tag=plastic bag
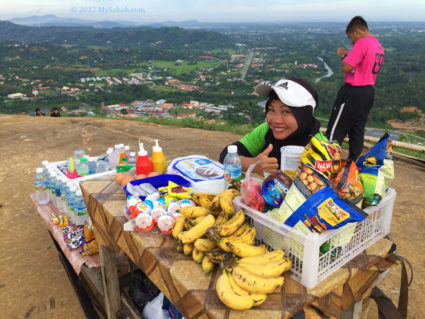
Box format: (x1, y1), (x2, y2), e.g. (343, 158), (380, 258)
(356, 133), (394, 207)
(241, 161), (266, 212)
(143, 293), (170, 319)
(332, 160), (363, 207)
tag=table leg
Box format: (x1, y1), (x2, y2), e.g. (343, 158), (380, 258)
(99, 244), (121, 319)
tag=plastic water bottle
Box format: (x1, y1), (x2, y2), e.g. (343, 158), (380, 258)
(96, 159), (109, 173)
(65, 181), (74, 211)
(109, 145), (120, 170)
(68, 186), (78, 215)
(59, 177), (69, 215)
(73, 190), (88, 225)
(128, 152), (137, 165)
(41, 161), (51, 202)
(49, 171), (58, 205)
(77, 157), (89, 176)
(54, 175), (64, 212)
(223, 145), (242, 187)
(87, 157), (97, 175)
(35, 168), (49, 204)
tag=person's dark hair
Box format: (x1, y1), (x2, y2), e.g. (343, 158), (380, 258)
(35, 108), (41, 112)
(346, 16), (368, 34)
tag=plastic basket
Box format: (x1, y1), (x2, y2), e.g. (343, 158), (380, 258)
(233, 188), (396, 288)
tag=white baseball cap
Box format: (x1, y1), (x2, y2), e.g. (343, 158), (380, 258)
(255, 78), (318, 110)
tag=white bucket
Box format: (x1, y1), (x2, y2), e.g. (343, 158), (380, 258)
(280, 145), (304, 179)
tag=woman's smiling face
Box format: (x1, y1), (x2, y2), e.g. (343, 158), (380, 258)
(266, 99), (298, 140)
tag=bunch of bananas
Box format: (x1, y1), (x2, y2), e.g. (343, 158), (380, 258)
(215, 250), (291, 310)
(172, 190), (292, 309)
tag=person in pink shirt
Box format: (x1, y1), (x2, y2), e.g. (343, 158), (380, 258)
(326, 16), (384, 160)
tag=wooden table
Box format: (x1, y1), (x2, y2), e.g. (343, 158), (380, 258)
(81, 176), (397, 319)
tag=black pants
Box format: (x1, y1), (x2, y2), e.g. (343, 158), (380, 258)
(326, 84), (374, 161)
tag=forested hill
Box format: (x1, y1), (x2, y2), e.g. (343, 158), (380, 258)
(0, 21), (234, 49)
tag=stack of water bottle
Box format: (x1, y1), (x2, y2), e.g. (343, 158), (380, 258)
(34, 161), (88, 226)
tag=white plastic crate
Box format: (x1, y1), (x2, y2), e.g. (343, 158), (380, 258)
(48, 157), (116, 185)
(233, 188), (396, 288)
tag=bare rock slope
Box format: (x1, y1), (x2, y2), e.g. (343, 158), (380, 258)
(0, 115), (423, 318)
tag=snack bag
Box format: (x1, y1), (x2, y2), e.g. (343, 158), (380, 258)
(356, 133), (394, 207)
(81, 239), (99, 256)
(83, 223), (96, 242)
(261, 170), (293, 207)
(332, 160), (363, 207)
(300, 132), (342, 178)
(264, 164), (367, 250)
(241, 161), (266, 212)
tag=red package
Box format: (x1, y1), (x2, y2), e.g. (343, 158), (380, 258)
(241, 162), (266, 212)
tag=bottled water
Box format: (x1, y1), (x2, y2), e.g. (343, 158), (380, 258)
(73, 190), (88, 225)
(34, 168), (49, 204)
(59, 177), (69, 215)
(96, 160), (109, 173)
(109, 145), (120, 170)
(41, 161), (51, 202)
(77, 157), (89, 176)
(68, 186), (78, 215)
(54, 175), (64, 212)
(223, 145), (242, 187)
(65, 182), (74, 211)
(128, 152), (137, 165)
(49, 171), (58, 206)
(87, 157), (97, 175)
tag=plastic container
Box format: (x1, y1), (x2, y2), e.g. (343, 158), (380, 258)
(152, 140), (167, 173)
(87, 157), (97, 175)
(167, 155), (225, 194)
(128, 152), (137, 165)
(77, 157), (89, 176)
(73, 190), (88, 225)
(233, 188), (396, 288)
(223, 145), (242, 186)
(34, 168), (49, 204)
(280, 145), (304, 180)
(123, 174), (191, 200)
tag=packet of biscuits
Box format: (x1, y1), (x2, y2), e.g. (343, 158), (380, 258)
(332, 160), (363, 207)
(300, 132), (342, 178)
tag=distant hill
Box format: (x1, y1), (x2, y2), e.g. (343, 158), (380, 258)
(0, 21), (234, 49)
(9, 14), (139, 28)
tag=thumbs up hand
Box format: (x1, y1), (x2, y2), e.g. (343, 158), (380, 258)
(254, 144), (279, 175)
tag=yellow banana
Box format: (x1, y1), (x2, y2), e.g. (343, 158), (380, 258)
(214, 211), (229, 226)
(219, 189), (240, 215)
(194, 238), (217, 252)
(215, 209), (245, 237)
(227, 223), (250, 239)
(238, 250), (285, 265)
(238, 257), (291, 278)
(179, 206), (211, 218)
(183, 242), (194, 256)
(172, 216), (185, 239)
(178, 214), (215, 244)
(192, 248), (205, 263)
(201, 256), (215, 274)
(191, 193), (215, 209)
(175, 240), (183, 253)
(191, 215), (206, 226)
(216, 270), (255, 310)
(227, 271), (267, 307)
(232, 266), (284, 294)
(205, 248), (234, 264)
(210, 194), (222, 212)
(184, 218), (193, 230)
(233, 225), (256, 245)
(226, 242), (268, 258)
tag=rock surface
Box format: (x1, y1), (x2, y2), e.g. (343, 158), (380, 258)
(0, 114), (423, 318)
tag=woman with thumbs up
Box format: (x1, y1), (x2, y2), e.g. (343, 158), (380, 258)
(219, 77), (320, 176)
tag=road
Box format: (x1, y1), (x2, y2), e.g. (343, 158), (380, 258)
(240, 50), (254, 83)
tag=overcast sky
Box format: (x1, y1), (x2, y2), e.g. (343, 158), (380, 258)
(0, 0), (424, 23)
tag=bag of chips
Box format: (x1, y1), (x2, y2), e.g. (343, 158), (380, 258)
(300, 132), (342, 178)
(356, 133), (394, 207)
(332, 160), (363, 207)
